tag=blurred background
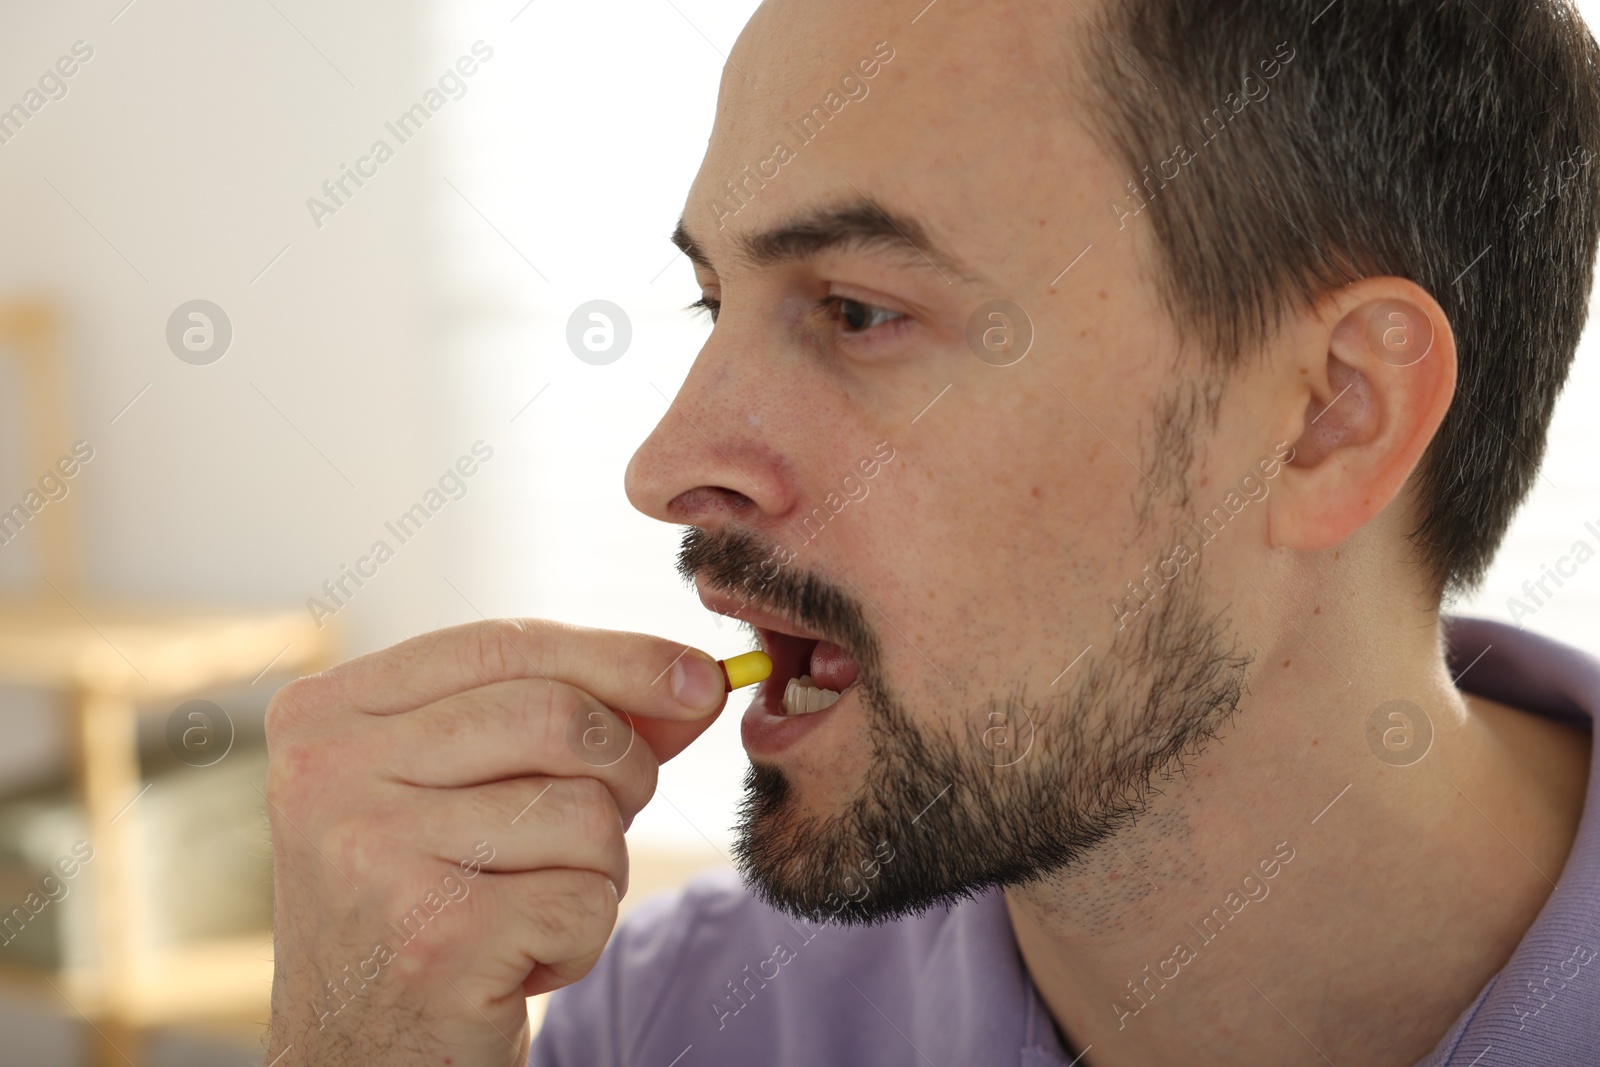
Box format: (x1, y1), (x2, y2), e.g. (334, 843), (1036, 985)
(0, 0), (1596, 1063)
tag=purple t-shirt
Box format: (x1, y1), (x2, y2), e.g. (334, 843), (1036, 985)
(531, 618), (1600, 1066)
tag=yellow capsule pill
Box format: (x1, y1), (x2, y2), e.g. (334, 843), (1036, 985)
(719, 650), (773, 691)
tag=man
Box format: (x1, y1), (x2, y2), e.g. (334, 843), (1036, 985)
(262, 0), (1600, 1063)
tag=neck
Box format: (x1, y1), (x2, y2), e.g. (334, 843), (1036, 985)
(1005, 610), (1589, 1067)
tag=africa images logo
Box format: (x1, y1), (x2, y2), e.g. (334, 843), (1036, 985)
(305, 41), (494, 230)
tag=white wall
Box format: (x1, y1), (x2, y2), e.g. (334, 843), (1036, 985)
(0, 0), (446, 621)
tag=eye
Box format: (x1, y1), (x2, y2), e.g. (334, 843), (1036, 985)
(823, 296), (906, 335)
(688, 295), (720, 323)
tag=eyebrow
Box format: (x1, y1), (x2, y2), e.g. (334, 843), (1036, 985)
(671, 198), (976, 284)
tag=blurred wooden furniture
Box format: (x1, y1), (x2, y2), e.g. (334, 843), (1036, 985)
(0, 300), (339, 1066)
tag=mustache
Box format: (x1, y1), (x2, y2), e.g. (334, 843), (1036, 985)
(676, 527), (882, 675)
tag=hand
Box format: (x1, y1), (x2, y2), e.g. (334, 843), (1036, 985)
(260, 619), (728, 1066)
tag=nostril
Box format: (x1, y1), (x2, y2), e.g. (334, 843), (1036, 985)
(667, 485), (758, 524)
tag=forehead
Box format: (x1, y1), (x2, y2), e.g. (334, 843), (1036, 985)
(681, 0), (1116, 279)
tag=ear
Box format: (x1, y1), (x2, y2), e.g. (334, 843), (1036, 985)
(1267, 277), (1457, 553)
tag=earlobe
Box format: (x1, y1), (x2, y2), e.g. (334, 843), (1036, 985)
(1268, 281), (1457, 554)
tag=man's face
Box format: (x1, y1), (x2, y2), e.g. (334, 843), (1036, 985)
(627, 0), (1280, 921)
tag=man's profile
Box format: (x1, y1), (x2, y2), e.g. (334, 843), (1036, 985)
(262, 0), (1600, 1064)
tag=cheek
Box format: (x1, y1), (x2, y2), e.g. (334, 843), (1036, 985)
(849, 387), (1153, 707)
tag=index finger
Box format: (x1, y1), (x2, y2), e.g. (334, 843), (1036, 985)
(308, 618), (730, 722)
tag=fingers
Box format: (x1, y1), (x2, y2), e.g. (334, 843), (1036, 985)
(406, 776), (631, 897)
(379, 669), (724, 792)
(466, 868), (620, 998)
(370, 867), (620, 1016)
(262, 617), (700, 1059)
(381, 679), (661, 814)
(509, 869), (619, 992)
(297, 618), (728, 722)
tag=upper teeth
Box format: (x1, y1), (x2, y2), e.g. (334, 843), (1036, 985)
(782, 675), (842, 716)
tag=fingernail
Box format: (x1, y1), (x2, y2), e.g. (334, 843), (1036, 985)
(671, 654), (725, 712)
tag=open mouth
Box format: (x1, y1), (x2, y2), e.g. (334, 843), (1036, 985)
(697, 584), (861, 718)
(756, 626), (861, 716)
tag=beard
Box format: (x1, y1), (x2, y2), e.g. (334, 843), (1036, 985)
(678, 525), (1252, 927)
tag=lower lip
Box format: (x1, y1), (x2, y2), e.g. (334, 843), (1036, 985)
(739, 678), (852, 757)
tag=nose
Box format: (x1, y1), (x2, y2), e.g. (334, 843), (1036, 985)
(624, 335), (796, 530)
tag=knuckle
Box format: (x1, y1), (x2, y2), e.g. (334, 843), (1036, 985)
(322, 810), (392, 885)
(606, 638), (645, 681)
(264, 743), (385, 875)
(559, 777), (620, 844)
(548, 947), (606, 989)
(617, 748), (659, 819)
(461, 618), (537, 681)
(264, 730), (381, 858)
(608, 836), (632, 899)
(263, 675), (322, 742)
(615, 635), (665, 688)
(536, 677), (586, 727)
(264, 736), (323, 815)
(575, 870), (620, 929)
(532, 870), (617, 944)
(526, 680), (577, 755)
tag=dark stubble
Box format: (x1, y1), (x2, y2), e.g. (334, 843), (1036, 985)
(678, 525), (1252, 926)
